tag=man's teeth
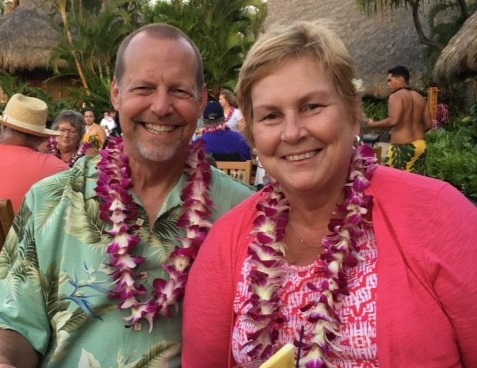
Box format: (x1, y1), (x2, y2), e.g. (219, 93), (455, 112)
(144, 123), (175, 133)
(285, 151), (317, 161)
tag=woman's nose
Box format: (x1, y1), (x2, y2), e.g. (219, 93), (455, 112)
(281, 113), (305, 143)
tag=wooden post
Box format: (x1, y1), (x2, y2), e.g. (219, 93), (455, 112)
(428, 87), (439, 121)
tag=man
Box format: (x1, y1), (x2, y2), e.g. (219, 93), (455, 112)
(194, 101), (251, 161)
(0, 24), (254, 367)
(0, 93), (69, 213)
(99, 109), (118, 137)
(368, 66), (432, 174)
(83, 109), (107, 150)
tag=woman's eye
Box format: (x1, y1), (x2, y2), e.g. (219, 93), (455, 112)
(256, 112), (279, 123)
(303, 103), (321, 112)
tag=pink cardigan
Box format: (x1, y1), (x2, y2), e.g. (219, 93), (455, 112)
(183, 166), (477, 367)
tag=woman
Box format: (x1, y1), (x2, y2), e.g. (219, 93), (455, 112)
(48, 110), (94, 167)
(83, 109), (107, 150)
(183, 21), (477, 367)
(219, 88), (244, 131)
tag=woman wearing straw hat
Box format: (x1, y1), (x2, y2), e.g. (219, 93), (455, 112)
(0, 93), (69, 212)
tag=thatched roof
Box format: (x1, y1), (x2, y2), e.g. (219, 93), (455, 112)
(0, 6), (61, 73)
(434, 11), (477, 82)
(264, 0), (432, 97)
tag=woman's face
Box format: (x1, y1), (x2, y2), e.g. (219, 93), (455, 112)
(56, 122), (81, 152)
(251, 56), (359, 197)
(218, 93), (229, 109)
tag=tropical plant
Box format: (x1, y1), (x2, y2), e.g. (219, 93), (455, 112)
(49, 0), (146, 111)
(0, 73), (29, 100)
(426, 104), (477, 201)
(355, 0), (476, 52)
(143, 0), (267, 96)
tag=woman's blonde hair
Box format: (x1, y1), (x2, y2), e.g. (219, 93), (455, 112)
(236, 20), (361, 145)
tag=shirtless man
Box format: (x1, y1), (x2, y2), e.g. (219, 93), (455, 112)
(368, 66), (432, 174)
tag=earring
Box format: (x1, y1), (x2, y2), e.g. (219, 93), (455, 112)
(353, 135), (361, 149)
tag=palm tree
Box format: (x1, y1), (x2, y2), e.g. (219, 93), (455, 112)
(49, 0), (145, 110)
(355, 0), (476, 51)
(143, 0), (267, 97)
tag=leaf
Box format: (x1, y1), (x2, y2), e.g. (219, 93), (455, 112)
(126, 341), (180, 368)
(78, 349), (102, 368)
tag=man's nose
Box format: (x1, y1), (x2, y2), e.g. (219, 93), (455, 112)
(150, 89), (173, 115)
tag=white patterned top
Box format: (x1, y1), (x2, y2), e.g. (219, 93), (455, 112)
(232, 228), (379, 367)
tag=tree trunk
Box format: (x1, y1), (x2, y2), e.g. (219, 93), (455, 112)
(57, 1), (91, 95)
(410, 0), (443, 50)
(455, 0), (470, 19)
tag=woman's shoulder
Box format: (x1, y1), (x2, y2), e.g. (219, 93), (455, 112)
(370, 166), (474, 215)
(371, 166), (450, 195)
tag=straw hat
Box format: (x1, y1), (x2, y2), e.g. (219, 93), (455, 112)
(0, 93), (59, 137)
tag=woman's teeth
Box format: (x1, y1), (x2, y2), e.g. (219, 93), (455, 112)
(285, 150), (318, 161)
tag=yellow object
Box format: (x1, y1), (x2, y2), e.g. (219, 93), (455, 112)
(260, 344), (295, 368)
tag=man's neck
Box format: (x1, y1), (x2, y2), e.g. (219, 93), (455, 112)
(392, 86), (411, 94)
(0, 137), (37, 150)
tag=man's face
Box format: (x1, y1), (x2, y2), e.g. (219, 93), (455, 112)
(111, 33), (207, 164)
(386, 73), (402, 93)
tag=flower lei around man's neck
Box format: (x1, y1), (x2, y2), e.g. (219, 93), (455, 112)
(47, 137), (92, 167)
(201, 123), (230, 135)
(243, 144), (377, 366)
(95, 137), (213, 331)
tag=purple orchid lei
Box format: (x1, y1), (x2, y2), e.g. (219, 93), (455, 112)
(95, 137), (213, 331)
(243, 144), (377, 366)
(47, 136), (93, 167)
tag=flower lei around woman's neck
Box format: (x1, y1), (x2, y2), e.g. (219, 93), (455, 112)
(243, 144), (377, 366)
(95, 137), (213, 331)
(47, 137), (93, 167)
(224, 106), (235, 123)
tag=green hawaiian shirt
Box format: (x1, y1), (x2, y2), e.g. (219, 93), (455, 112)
(0, 155), (254, 367)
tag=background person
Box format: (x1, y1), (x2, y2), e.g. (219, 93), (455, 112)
(194, 101), (251, 161)
(47, 109), (94, 167)
(183, 20), (477, 368)
(99, 108), (118, 136)
(0, 23), (254, 368)
(0, 93), (69, 213)
(367, 66), (432, 174)
(219, 88), (244, 131)
(82, 109), (107, 150)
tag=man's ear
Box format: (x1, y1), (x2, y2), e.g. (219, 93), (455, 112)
(198, 86), (208, 115)
(110, 78), (120, 111)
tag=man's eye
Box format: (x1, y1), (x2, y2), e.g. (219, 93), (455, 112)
(170, 88), (193, 99)
(133, 86), (152, 93)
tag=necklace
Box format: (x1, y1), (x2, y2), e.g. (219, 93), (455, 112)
(288, 221), (327, 248)
(200, 123), (230, 135)
(95, 137), (213, 331)
(224, 106), (235, 122)
(47, 137), (92, 167)
(242, 144), (377, 366)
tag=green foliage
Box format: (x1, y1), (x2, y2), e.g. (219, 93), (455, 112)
(0, 73), (77, 120)
(49, 0), (146, 113)
(362, 95), (387, 120)
(143, 0), (267, 95)
(426, 106), (477, 201)
(0, 73), (29, 98)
